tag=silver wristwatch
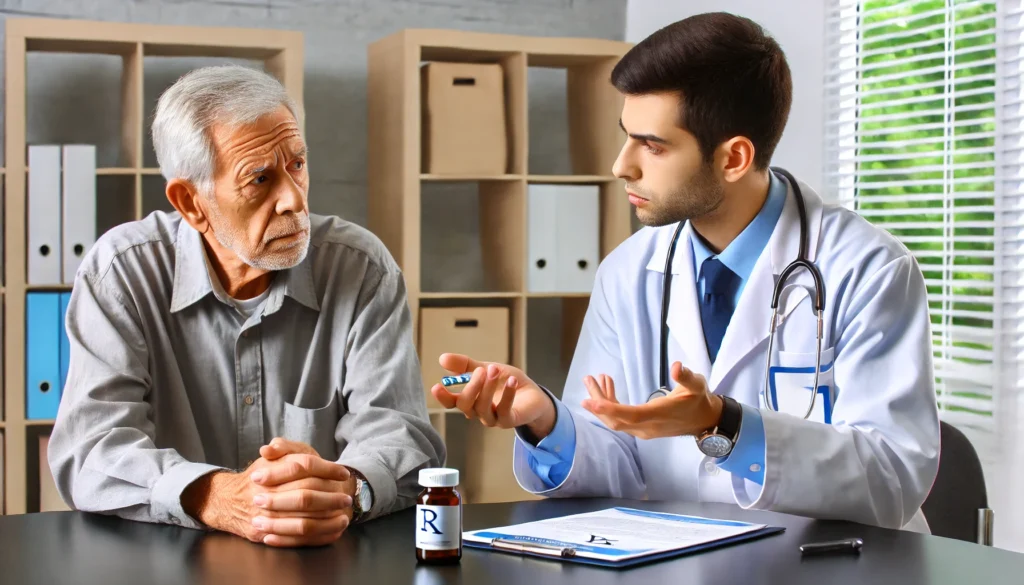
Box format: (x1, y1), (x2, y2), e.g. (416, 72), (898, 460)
(695, 395), (743, 458)
(352, 475), (374, 521)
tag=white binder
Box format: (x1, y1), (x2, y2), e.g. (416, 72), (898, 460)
(527, 184), (600, 293)
(28, 145), (62, 285)
(527, 185), (559, 292)
(555, 186), (600, 293)
(61, 145), (97, 283)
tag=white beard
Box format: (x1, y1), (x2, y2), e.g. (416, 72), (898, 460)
(204, 197), (311, 271)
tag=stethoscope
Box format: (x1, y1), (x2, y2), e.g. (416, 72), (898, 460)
(648, 167), (826, 420)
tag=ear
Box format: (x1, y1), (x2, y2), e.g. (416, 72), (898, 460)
(715, 137), (756, 184)
(166, 178), (210, 233)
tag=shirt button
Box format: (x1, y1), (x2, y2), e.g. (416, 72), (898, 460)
(749, 463), (762, 473)
(241, 330), (250, 338)
(704, 461), (719, 475)
(244, 395), (255, 406)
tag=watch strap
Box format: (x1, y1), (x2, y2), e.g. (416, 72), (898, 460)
(714, 395), (742, 442)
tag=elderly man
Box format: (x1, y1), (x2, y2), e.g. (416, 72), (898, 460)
(48, 65), (445, 548)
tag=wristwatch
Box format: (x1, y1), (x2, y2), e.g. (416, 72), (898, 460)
(352, 472), (374, 522)
(695, 395), (743, 458)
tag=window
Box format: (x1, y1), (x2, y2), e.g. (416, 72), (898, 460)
(824, 0), (1009, 432)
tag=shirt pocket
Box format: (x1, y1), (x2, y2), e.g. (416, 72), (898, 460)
(283, 390), (342, 461)
(765, 347), (836, 424)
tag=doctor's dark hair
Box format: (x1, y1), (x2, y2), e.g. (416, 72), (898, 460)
(611, 12), (792, 170)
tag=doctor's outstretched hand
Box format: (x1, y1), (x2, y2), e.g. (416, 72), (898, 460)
(430, 353), (559, 442)
(582, 361), (724, 440)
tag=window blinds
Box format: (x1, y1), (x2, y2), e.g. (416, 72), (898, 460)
(825, 0), (1002, 431)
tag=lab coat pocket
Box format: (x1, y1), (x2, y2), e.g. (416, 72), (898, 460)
(283, 390), (342, 461)
(765, 347), (835, 424)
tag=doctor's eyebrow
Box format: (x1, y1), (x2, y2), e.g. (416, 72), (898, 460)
(619, 118), (671, 145)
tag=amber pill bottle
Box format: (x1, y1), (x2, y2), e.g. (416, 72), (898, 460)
(415, 468), (462, 564)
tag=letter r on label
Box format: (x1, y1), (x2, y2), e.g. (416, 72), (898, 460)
(420, 509), (442, 535)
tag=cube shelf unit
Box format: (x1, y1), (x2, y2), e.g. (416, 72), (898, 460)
(368, 29), (633, 503)
(2, 18), (303, 515)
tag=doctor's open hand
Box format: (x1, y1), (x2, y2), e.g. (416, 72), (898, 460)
(582, 361), (724, 440)
(430, 353), (559, 442)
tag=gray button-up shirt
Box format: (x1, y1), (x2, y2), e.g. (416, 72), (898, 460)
(48, 212), (445, 528)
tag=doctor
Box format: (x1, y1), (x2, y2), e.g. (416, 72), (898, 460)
(431, 12), (940, 530)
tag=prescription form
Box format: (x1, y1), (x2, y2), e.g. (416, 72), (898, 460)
(464, 507), (767, 563)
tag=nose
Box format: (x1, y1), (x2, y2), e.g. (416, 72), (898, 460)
(275, 173), (307, 216)
(612, 142), (639, 182)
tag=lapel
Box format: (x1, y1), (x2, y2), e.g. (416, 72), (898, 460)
(645, 222), (712, 381)
(708, 176), (826, 391)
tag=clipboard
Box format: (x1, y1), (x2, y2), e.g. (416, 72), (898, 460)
(463, 507), (785, 568)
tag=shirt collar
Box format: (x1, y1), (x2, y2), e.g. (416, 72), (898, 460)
(170, 220), (320, 314)
(266, 249), (320, 314)
(170, 222), (216, 312)
(690, 171), (787, 283)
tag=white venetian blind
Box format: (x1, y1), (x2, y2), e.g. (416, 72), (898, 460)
(825, 0), (1003, 431)
(999, 0), (1024, 423)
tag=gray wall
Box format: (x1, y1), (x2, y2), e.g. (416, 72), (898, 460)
(626, 0), (825, 198)
(0, 0), (628, 391)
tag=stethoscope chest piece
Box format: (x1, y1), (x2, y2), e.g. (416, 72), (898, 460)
(647, 387), (670, 401)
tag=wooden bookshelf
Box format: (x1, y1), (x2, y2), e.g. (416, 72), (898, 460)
(24, 420), (56, 427)
(420, 173), (523, 181)
(368, 29), (632, 504)
(526, 174), (617, 183)
(2, 17), (303, 515)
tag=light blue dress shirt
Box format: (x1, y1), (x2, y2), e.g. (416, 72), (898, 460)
(517, 173), (787, 489)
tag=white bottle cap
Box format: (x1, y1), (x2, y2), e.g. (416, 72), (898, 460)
(419, 468), (459, 488)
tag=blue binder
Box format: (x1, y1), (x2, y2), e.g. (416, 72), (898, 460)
(27, 293), (61, 419)
(59, 292), (71, 390)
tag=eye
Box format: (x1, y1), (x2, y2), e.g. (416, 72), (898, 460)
(251, 175), (268, 185)
(644, 142), (663, 155)
(291, 160), (305, 171)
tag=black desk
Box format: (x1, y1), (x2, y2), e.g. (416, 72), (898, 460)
(1, 498), (1020, 584)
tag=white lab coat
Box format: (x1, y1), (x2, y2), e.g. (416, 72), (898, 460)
(513, 178), (940, 531)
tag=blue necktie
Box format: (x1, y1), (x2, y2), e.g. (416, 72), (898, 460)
(700, 258), (739, 364)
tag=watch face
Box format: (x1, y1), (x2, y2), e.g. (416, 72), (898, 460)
(357, 481), (373, 511)
(699, 435), (733, 458)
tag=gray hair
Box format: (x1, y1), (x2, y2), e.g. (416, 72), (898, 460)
(152, 64), (300, 195)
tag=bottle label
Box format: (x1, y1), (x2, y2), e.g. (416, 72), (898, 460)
(415, 504), (461, 551)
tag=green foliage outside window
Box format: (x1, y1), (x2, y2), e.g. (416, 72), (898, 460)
(856, 0), (996, 417)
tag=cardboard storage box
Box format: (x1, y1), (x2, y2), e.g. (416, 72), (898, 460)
(419, 307), (510, 409)
(421, 62), (507, 175)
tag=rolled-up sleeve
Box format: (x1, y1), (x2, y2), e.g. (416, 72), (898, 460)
(48, 275), (225, 529)
(337, 266), (446, 521)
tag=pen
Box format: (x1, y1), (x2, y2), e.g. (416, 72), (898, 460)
(490, 538), (577, 558)
(799, 538), (863, 556)
(441, 373), (473, 387)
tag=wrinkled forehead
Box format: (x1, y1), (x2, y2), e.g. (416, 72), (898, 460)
(209, 107), (306, 166)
